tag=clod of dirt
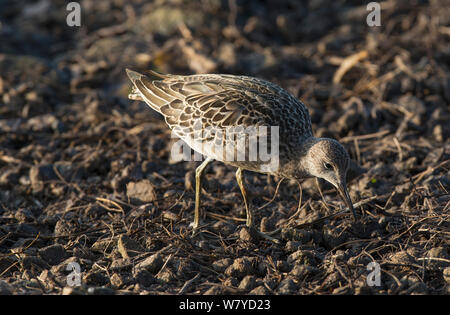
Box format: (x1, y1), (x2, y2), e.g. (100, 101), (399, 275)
(239, 226), (255, 242)
(91, 238), (115, 253)
(174, 259), (198, 280)
(276, 260), (291, 273)
(21, 256), (49, 272)
(53, 219), (75, 238)
(126, 179), (157, 204)
(38, 244), (67, 266)
(156, 268), (176, 284)
(83, 271), (109, 286)
(238, 275), (257, 291)
(225, 257), (254, 279)
(249, 285), (270, 295)
(204, 285), (223, 295)
(110, 273), (128, 288)
(212, 258), (233, 273)
(37, 269), (57, 291)
(291, 265), (320, 281)
(14, 208), (36, 222)
(388, 250), (418, 265)
(134, 253), (164, 274)
(277, 278), (297, 294)
(117, 235), (144, 259)
(110, 258), (131, 271)
(133, 269), (155, 287)
(284, 241), (302, 253)
(287, 250), (321, 267)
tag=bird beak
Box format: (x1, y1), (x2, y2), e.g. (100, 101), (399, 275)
(336, 182), (357, 220)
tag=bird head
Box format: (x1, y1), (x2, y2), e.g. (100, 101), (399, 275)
(302, 138), (356, 219)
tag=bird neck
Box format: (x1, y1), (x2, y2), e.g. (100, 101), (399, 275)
(278, 137), (319, 179)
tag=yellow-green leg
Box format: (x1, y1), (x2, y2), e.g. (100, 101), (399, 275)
(192, 157), (212, 231)
(236, 168), (252, 227)
(235, 168), (279, 244)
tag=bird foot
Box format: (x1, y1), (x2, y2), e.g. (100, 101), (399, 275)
(189, 228), (208, 243)
(189, 221), (205, 239)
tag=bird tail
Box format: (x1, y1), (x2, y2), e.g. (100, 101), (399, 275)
(128, 85), (143, 101)
(125, 68), (177, 114)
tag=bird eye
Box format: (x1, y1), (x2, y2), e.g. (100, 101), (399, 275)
(324, 162), (332, 170)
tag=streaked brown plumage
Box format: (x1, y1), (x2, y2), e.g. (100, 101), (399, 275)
(126, 69), (356, 242)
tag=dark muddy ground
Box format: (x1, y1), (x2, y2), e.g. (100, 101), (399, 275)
(0, 0), (449, 295)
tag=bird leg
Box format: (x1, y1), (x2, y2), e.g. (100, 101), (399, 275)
(236, 168), (252, 227)
(192, 157), (212, 231)
(235, 168), (279, 243)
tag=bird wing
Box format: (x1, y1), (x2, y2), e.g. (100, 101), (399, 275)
(126, 69), (312, 159)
